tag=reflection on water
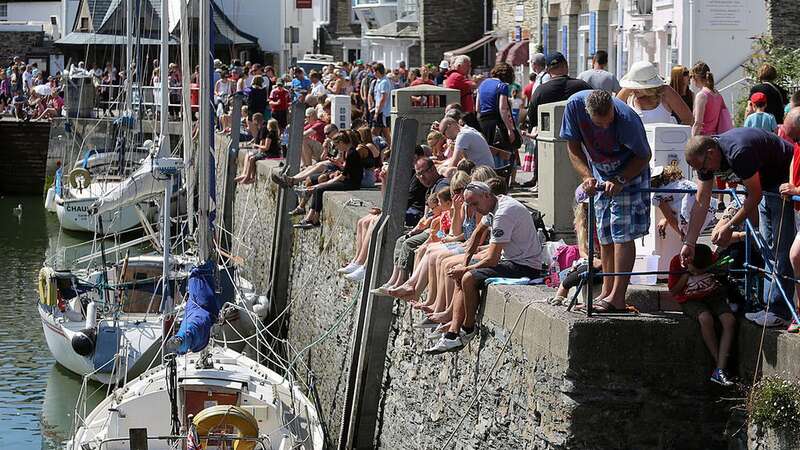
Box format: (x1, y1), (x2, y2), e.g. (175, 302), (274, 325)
(0, 196), (107, 449)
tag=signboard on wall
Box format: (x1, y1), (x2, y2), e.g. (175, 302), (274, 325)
(588, 11), (597, 56)
(697, 0), (747, 31)
(562, 25), (568, 57)
(514, 26), (522, 42)
(297, 0), (312, 9)
(514, 5), (524, 22)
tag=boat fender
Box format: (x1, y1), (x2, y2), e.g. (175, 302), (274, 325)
(44, 187), (55, 211)
(84, 302), (97, 329)
(193, 405), (260, 450)
(38, 267), (58, 307)
(68, 168), (92, 189)
(71, 327), (96, 357)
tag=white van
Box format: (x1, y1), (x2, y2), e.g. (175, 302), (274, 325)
(296, 54), (335, 75)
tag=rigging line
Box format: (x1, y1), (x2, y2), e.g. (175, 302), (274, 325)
(283, 290), (360, 380)
(439, 299), (534, 450)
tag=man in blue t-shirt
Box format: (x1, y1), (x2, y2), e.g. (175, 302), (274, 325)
(560, 89), (652, 313)
(372, 63), (393, 146)
(291, 68), (311, 103)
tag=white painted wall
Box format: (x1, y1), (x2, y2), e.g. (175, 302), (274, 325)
(2, 1), (64, 35)
(214, 0), (314, 71)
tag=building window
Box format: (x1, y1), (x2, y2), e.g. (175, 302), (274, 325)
(80, 17), (89, 31)
(0, 3), (8, 20)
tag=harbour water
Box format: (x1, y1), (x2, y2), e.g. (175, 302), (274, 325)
(0, 196), (103, 449)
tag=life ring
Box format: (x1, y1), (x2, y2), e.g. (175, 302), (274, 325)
(193, 405), (260, 450)
(68, 168), (92, 189)
(38, 267), (58, 307)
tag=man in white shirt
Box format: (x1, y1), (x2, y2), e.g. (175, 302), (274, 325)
(309, 71), (327, 98)
(439, 117), (494, 171)
(427, 181), (543, 354)
(22, 65), (34, 94)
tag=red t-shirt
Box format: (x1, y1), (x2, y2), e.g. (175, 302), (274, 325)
(523, 81), (535, 102)
(410, 78), (434, 86)
(269, 88), (290, 111)
(790, 142), (800, 211)
(667, 255), (721, 303)
(304, 120), (325, 143)
(444, 71), (475, 113)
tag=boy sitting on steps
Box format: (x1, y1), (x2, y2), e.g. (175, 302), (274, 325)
(667, 244), (736, 387)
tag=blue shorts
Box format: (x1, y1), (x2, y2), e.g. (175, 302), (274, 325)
(445, 242), (465, 254)
(594, 176), (651, 245)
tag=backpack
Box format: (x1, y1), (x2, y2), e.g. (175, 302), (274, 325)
(530, 208), (554, 242)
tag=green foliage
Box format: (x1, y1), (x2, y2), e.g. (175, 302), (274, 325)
(748, 376), (800, 435)
(734, 36), (800, 125)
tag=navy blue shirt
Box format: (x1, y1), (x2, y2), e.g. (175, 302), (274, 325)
(477, 78), (509, 116)
(698, 127), (793, 191)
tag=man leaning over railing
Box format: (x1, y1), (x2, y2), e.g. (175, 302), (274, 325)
(682, 128), (796, 328)
(561, 89), (652, 314)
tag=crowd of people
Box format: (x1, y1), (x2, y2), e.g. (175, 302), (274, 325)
(9, 48), (800, 386)
(230, 49), (800, 387)
(0, 56), (64, 121)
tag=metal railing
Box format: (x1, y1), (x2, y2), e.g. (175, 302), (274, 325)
(571, 186), (800, 324)
(96, 433), (271, 449)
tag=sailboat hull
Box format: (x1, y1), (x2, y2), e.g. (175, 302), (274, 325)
(38, 303), (163, 385)
(55, 197), (143, 234)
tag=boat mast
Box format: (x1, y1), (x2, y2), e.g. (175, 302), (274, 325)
(158, 0), (170, 157)
(197, 0), (212, 261)
(125, 0), (133, 114)
(159, 0), (174, 315)
(179, 0), (195, 234)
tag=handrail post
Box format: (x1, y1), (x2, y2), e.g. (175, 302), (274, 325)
(587, 192), (595, 317)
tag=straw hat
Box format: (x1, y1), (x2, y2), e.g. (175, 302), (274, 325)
(620, 61), (665, 89)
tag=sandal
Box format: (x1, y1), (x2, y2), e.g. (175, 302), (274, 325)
(289, 206), (306, 216)
(547, 296), (566, 306)
(592, 299), (631, 314)
(293, 219), (318, 229)
(271, 171), (292, 188)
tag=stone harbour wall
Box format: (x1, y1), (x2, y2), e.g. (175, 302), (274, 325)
(225, 155), (800, 449)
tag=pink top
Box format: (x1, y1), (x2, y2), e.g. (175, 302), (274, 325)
(698, 89), (724, 135)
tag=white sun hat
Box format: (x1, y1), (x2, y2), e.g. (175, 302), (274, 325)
(620, 61), (665, 89)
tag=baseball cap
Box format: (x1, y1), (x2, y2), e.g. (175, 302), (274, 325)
(546, 52), (566, 67)
(439, 60), (450, 70)
(750, 92), (767, 106)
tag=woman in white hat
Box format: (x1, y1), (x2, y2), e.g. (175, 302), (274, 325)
(617, 61), (694, 126)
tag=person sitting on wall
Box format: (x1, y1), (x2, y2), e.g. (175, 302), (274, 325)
(438, 117), (495, 176)
(667, 244), (736, 387)
(235, 116), (282, 184)
(426, 181), (544, 354)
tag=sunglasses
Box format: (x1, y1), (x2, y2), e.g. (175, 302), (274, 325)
(683, 71), (689, 76)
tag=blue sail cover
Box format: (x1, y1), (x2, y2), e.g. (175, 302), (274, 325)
(174, 261), (221, 354)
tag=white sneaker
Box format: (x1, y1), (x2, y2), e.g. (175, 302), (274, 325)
(745, 310), (766, 323)
(345, 265), (366, 281)
(460, 326), (479, 344)
(414, 318), (439, 329)
(337, 262), (360, 275)
(425, 335), (464, 354)
(753, 312), (789, 328)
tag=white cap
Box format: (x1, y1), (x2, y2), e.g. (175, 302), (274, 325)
(439, 60), (450, 70)
(620, 61), (665, 90)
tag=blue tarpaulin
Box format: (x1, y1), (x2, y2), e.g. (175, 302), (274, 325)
(174, 261), (221, 354)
